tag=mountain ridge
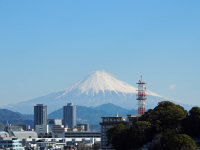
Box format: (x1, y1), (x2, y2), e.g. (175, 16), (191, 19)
(48, 103), (138, 127)
(6, 71), (193, 113)
(0, 103), (138, 131)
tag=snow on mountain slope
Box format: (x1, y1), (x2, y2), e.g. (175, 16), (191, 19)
(6, 71), (192, 114)
(59, 71), (161, 97)
(66, 71), (138, 94)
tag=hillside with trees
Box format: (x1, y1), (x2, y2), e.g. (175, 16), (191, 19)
(107, 101), (199, 150)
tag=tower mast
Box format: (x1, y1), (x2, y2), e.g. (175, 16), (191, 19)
(136, 75), (147, 115)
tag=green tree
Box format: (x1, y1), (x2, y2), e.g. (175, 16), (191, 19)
(107, 101), (193, 150)
(140, 101), (187, 132)
(129, 121), (153, 149)
(160, 128), (179, 149)
(162, 134), (196, 150)
(107, 122), (129, 150)
(183, 107), (200, 138)
(107, 121), (153, 150)
(189, 107), (200, 119)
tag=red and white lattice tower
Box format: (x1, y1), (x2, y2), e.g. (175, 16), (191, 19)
(137, 75), (147, 115)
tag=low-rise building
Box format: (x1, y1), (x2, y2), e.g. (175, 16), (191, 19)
(127, 114), (139, 127)
(77, 124), (90, 131)
(35, 124), (49, 135)
(52, 125), (68, 138)
(0, 131), (38, 139)
(0, 138), (22, 150)
(100, 115), (126, 150)
(48, 119), (62, 132)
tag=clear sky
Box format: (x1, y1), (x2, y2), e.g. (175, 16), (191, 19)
(0, 0), (200, 107)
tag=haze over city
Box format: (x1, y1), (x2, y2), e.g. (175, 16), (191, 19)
(0, 0), (200, 107)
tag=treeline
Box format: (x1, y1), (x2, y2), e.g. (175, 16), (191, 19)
(107, 101), (200, 150)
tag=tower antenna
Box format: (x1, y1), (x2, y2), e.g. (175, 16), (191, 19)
(136, 75), (147, 115)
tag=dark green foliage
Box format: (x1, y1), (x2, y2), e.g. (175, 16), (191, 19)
(189, 107), (200, 119)
(159, 128), (179, 150)
(140, 101), (187, 132)
(107, 101), (197, 150)
(183, 107), (200, 138)
(161, 134), (196, 150)
(128, 121), (153, 149)
(107, 121), (153, 150)
(107, 123), (129, 150)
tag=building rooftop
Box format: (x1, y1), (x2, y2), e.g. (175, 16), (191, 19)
(0, 131), (38, 139)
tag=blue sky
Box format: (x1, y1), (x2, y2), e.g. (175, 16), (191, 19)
(0, 0), (200, 106)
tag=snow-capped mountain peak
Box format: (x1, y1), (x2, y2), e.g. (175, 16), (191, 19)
(66, 71), (137, 94)
(60, 70), (161, 97)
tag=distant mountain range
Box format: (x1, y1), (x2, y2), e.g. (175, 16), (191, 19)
(0, 102), (195, 131)
(0, 103), (137, 131)
(0, 109), (34, 128)
(49, 103), (137, 125)
(6, 71), (193, 114)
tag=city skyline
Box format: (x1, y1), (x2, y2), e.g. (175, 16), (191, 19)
(0, 1), (200, 107)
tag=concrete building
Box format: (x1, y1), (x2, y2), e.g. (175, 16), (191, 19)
(0, 131), (38, 139)
(23, 137), (100, 149)
(127, 114), (139, 127)
(35, 124), (49, 135)
(100, 115), (126, 150)
(65, 131), (100, 138)
(34, 104), (47, 129)
(48, 119), (62, 132)
(0, 128), (100, 149)
(77, 124), (90, 131)
(52, 125), (68, 138)
(63, 103), (76, 129)
(0, 138), (22, 150)
(77, 124), (85, 132)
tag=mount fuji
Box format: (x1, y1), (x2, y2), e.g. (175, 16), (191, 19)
(7, 71), (192, 114)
